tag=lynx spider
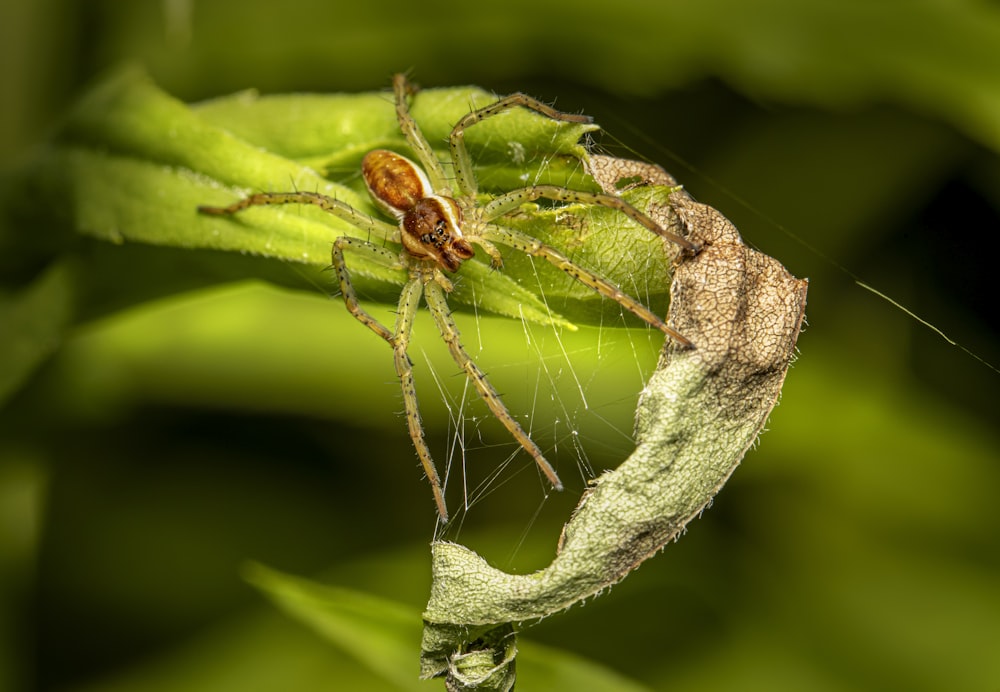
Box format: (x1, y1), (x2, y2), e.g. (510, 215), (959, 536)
(199, 74), (698, 520)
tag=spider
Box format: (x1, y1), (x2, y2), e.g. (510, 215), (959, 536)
(199, 74), (699, 520)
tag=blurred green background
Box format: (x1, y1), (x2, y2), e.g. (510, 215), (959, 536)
(2, 0), (999, 690)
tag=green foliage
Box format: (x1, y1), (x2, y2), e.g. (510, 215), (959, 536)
(3, 66), (682, 410)
(248, 563), (650, 691)
(3, 1), (1000, 691)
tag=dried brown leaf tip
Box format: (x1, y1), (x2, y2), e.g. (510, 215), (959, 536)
(589, 154), (808, 375)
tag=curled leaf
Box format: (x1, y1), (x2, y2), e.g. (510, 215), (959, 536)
(420, 157), (808, 689)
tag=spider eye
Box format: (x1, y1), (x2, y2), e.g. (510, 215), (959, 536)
(401, 196), (469, 269)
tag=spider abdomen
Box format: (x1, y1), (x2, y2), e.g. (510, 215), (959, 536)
(362, 149), (432, 216)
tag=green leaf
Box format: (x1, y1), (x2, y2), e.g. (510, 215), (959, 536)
(192, 86), (598, 192)
(0, 261), (75, 402)
(6, 67), (681, 335)
(245, 562), (652, 692)
(244, 563), (428, 691)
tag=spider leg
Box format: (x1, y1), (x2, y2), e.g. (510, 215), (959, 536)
(392, 278), (450, 521)
(480, 224), (693, 348)
(392, 74), (451, 196)
(331, 236), (403, 342)
(331, 237), (449, 520)
(199, 191), (400, 242)
(423, 278), (564, 492)
(480, 185), (700, 253)
(470, 235), (503, 269)
(449, 94), (592, 199)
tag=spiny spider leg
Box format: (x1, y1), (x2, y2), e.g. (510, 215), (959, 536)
(330, 236), (401, 342)
(482, 185), (700, 253)
(392, 74), (450, 195)
(481, 225), (693, 348)
(330, 239), (450, 520)
(198, 191), (400, 242)
(450, 93), (592, 198)
(423, 279), (563, 492)
(331, 238), (450, 520)
(391, 277), (450, 521)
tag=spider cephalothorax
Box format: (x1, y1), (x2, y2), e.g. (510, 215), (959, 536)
(199, 74), (697, 520)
